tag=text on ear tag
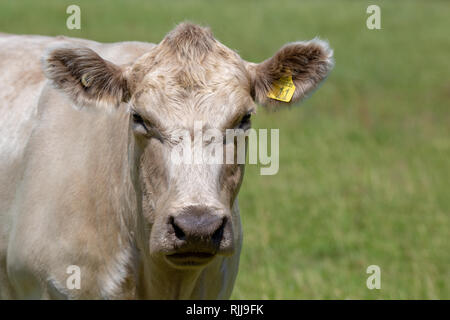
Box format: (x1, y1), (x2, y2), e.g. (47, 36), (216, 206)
(267, 75), (296, 102)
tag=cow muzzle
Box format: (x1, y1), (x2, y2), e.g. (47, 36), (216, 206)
(164, 206), (233, 268)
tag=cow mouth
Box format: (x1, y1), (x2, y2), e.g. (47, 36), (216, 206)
(165, 252), (216, 267)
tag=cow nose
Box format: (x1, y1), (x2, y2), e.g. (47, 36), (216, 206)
(169, 209), (226, 251)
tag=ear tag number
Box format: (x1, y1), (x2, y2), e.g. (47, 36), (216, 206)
(267, 75), (296, 102)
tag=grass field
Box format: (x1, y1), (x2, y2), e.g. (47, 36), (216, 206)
(0, 0), (448, 299)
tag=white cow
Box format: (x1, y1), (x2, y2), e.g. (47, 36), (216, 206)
(0, 23), (333, 299)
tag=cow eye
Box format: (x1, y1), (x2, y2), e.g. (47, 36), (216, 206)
(238, 113), (252, 130)
(131, 112), (149, 135)
(131, 111), (164, 142)
(132, 112), (144, 125)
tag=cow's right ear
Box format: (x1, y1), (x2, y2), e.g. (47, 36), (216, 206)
(41, 45), (130, 107)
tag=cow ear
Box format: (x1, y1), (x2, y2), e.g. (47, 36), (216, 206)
(41, 45), (130, 108)
(246, 39), (334, 107)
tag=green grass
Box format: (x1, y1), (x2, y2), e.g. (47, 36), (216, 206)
(1, 0), (449, 299)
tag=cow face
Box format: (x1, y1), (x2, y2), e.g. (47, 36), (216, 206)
(42, 23), (333, 269)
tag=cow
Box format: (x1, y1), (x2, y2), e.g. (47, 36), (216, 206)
(0, 23), (333, 299)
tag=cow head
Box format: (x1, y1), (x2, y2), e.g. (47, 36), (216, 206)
(42, 23), (333, 269)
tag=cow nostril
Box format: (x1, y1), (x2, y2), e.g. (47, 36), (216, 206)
(212, 217), (226, 244)
(170, 216), (186, 241)
(170, 210), (228, 248)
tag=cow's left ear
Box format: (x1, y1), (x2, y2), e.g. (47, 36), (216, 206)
(41, 45), (130, 108)
(246, 39), (334, 107)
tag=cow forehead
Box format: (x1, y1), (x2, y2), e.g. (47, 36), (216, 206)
(128, 23), (254, 128)
(133, 67), (252, 126)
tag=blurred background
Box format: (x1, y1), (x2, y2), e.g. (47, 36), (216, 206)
(0, 0), (448, 299)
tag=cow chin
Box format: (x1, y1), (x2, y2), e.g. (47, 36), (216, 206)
(151, 243), (235, 270)
(164, 252), (217, 269)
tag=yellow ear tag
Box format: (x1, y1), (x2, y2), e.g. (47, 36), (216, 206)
(267, 75), (296, 102)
